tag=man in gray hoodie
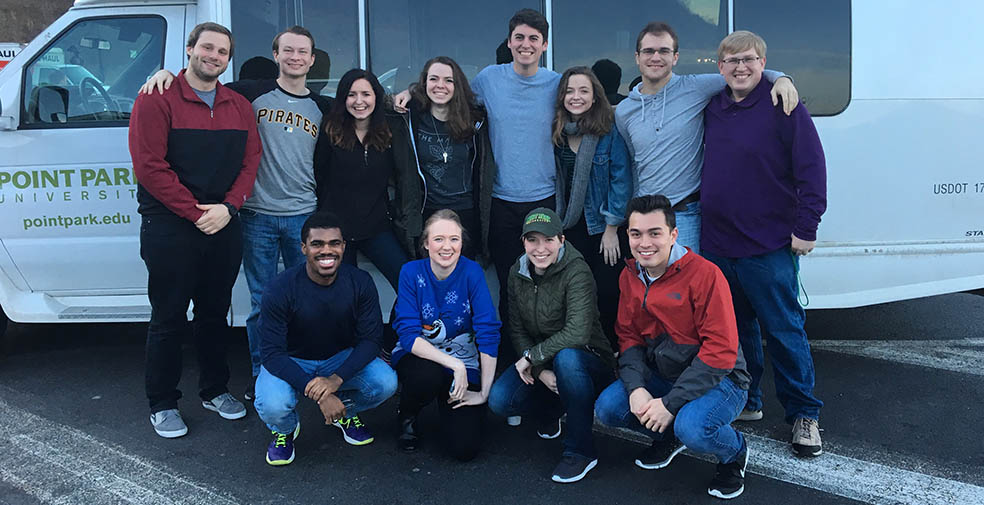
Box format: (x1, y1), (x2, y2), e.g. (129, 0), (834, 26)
(615, 22), (799, 254)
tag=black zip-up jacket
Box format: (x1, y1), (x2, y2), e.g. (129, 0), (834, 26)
(389, 103), (496, 260)
(313, 127), (396, 241)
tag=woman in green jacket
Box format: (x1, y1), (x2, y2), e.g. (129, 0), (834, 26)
(488, 207), (615, 484)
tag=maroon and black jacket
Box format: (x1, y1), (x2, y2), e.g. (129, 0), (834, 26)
(129, 69), (261, 222)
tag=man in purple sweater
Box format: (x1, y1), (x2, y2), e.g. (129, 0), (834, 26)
(700, 31), (827, 458)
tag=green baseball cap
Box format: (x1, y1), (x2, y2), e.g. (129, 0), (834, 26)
(521, 207), (563, 238)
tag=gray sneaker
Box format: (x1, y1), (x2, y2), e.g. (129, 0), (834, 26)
(791, 417), (823, 457)
(202, 393), (247, 420)
(150, 409), (188, 438)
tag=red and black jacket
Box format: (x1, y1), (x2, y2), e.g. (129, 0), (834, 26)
(129, 69), (261, 222)
(616, 246), (750, 415)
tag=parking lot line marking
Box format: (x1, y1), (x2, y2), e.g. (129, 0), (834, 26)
(0, 399), (240, 505)
(595, 423), (984, 505)
(811, 338), (984, 376)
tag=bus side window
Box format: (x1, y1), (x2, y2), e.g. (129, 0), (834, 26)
(21, 16), (165, 127)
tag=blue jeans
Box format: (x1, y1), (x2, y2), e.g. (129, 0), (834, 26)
(595, 375), (747, 464)
(241, 209), (311, 377)
(342, 229), (407, 291)
(675, 200), (701, 255)
(488, 348), (614, 459)
(254, 349), (398, 434)
(703, 247), (823, 423)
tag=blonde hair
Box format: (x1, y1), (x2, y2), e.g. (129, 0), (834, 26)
(419, 209), (468, 256)
(717, 30), (767, 61)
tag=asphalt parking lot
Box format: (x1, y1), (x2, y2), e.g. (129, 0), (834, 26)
(1, 292), (983, 504)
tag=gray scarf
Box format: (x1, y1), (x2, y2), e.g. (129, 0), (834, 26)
(556, 133), (599, 230)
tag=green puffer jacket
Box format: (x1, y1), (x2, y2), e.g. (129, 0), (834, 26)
(507, 243), (616, 376)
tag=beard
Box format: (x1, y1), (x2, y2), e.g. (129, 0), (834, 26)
(189, 56), (226, 83)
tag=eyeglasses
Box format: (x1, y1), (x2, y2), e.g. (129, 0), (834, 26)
(721, 56), (761, 67)
(638, 47), (676, 57)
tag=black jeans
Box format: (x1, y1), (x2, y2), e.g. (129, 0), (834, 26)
(396, 355), (485, 461)
(562, 217), (623, 348)
(488, 195), (556, 363)
(140, 214), (242, 413)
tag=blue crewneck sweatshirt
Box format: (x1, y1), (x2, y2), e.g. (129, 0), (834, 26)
(472, 64), (560, 202)
(392, 257), (501, 384)
(259, 263), (383, 392)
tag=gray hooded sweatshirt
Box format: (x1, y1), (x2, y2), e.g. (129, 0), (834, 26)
(614, 70), (784, 205)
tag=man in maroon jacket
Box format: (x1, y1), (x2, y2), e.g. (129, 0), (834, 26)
(128, 22), (261, 439)
(595, 195), (750, 499)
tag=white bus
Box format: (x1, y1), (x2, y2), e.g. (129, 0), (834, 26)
(0, 0), (981, 336)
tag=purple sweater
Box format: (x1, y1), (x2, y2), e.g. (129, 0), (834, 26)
(700, 78), (827, 258)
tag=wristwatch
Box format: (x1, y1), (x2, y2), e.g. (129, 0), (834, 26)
(522, 349), (532, 363)
(222, 202), (238, 217)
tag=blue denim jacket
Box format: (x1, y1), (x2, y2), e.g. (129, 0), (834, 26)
(557, 125), (633, 236)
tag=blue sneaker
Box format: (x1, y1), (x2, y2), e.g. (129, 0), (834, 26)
(266, 421), (301, 466)
(332, 415), (374, 445)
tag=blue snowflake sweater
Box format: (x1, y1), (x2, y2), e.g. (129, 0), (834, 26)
(392, 257), (501, 383)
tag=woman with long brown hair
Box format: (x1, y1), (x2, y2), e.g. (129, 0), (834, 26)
(316, 68), (407, 290)
(390, 56), (496, 262)
(551, 66), (631, 343)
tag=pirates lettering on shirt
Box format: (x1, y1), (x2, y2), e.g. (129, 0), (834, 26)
(255, 108), (319, 139)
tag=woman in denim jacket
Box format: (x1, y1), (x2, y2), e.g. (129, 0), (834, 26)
(551, 66), (632, 342)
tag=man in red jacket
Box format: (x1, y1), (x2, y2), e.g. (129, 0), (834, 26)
(128, 22), (261, 439)
(595, 195), (750, 499)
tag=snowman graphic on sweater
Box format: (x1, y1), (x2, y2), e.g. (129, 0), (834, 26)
(421, 319), (479, 371)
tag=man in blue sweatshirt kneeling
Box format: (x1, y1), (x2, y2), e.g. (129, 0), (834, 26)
(254, 211), (398, 466)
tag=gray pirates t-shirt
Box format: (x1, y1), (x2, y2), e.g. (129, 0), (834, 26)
(227, 80), (332, 216)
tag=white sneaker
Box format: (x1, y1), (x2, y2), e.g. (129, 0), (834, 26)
(736, 409), (763, 422)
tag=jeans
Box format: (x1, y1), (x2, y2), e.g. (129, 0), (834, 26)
(396, 354), (486, 461)
(140, 214), (241, 413)
(674, 200), (701, 255)
(488, 195), (556, 363)
(703, 247), (823, 423)
(595, 374), (747, 464)
(488, 348), (614, 459)
(240, 209), (311, 377)
(341, 228), (407, 292)
(254, 348), (398, 435)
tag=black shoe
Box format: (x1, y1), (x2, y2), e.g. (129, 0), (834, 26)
(537, 417), (562, 439)
(634, 436), (686, 470)
(708, 446), (749, 499)
(244, 376), (256, 402)
(398, 417), (418, 452)
(551, 453), (598, 483)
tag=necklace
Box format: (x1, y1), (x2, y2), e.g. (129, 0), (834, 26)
(429, 114), (452, 163)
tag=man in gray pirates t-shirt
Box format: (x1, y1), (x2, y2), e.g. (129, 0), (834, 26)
(141, 26), (333, 399)
(231, 27), (332, 399)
